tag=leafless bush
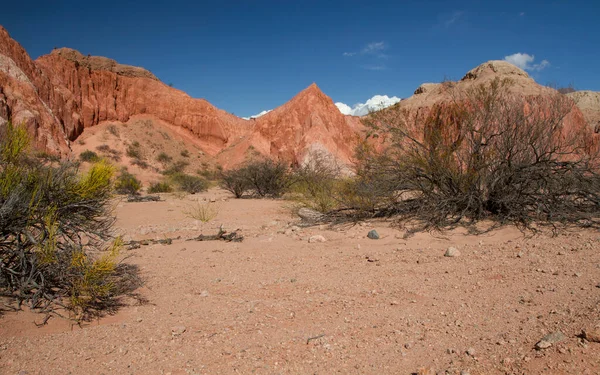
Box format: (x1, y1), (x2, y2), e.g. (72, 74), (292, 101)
(350, 78), (600, 232)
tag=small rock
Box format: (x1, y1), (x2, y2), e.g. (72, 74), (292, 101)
(466, 347), (476, 356)
(583, 326), (600, 343)
(290, 226), (302, 232)
(298, 208), (324, 222)
(200, 290), (209, 297)
(308, 235), (326, 243)
(367, 230), (380, 240)
(390, 300), (399, 306)
(535, 331), (566, 349)
(445, 247), (461, 257)
(574, 272), (582, 277)
(460, 371), (471, 375)
(517, 251), (524, 258)
(416, 367), (435, 375)
(284, 229), (293, 236)
(171, 326), (186, 336)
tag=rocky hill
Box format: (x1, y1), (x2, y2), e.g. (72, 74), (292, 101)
(567, 90), (600, 132)
(1, 25), (596, 172)
(0, 25), (361, 168)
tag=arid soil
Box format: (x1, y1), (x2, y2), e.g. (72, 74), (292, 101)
(1, 189), (599, 375)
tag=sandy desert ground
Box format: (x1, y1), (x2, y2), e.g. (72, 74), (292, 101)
(1, 188), (599, 375)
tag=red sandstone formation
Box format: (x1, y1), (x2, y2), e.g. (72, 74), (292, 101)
(1, 24), (596, 170)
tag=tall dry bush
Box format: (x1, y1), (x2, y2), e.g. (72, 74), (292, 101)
(353, 78), (600, 231)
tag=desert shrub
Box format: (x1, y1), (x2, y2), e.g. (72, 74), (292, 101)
(0, 122), (125, 318)
(292, 151), (343, 212)
(219, 160), (292, 198)
(180, 149), (190, 158)
(114, 169), (142, 195)
(96, 144), (121, 162)
(162, 160), (189, 175)
(183, 201), (219, 222)
(107, 124), (120, 137)
(156, 152), (172, 164)
(355, 78), (600, 232)
(126, 143), (142, 159)
(80, 150), (100, 163)
(220, 168), (251, 198)
(242, 159), (293, 198)
(131, 158), (149, 169)
(147, 181), (173, 193)
(170, 173), (208, 194)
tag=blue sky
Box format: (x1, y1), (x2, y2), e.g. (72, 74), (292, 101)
(1, 0), (598, 117)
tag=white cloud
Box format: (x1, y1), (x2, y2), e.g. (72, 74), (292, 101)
(343, 41), (387, 58)
(335, 95), (402, 117)
(519, 12), (525, 16)
(504, 52), (550, 71)
(362, 42), (385, 54)
(442, 11), (464, 27)
(242, 109), (271, 120)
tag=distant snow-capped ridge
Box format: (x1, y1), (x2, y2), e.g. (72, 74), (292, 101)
(242, 109), (272, 120)
(335, 95), (402, 116)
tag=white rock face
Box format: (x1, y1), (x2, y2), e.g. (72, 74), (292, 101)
(335, 94), (401, 116)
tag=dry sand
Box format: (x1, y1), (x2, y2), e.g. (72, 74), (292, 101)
(1, 188), (599, 374)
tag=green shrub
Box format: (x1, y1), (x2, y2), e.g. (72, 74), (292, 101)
(156, 152), (172, 164)
(170, 173), (208, 194)
(0, 122), (127, 319)
(147, 181), (173, 193)
(292, 151), (342, 212)
(131, 158), (149, 169)
(126, 144), (142, 159)
(80, 150), (100, 163)
(114, 169), (142, 195)
(180, 149), (190, 158)
(162, 160), (189, 175)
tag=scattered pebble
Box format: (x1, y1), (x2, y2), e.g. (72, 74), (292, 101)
(171, 326), (186, 336)
(308, 235), (326, 243)
(445, 247), (460, 257)
(466, 347), (476, 357)
(583, 326), (600, 343)
(535, 331), (566, 349)
(367, 230), (380, 240)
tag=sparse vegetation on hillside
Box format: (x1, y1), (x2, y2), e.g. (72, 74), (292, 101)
(156, 152), (172, 164)
(80, 150), (100, 163)
(162, 160), (189, 175)
(96, 144), (122, 162)
(0, 122), (129, 319)
(107, 124), (120, 137)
